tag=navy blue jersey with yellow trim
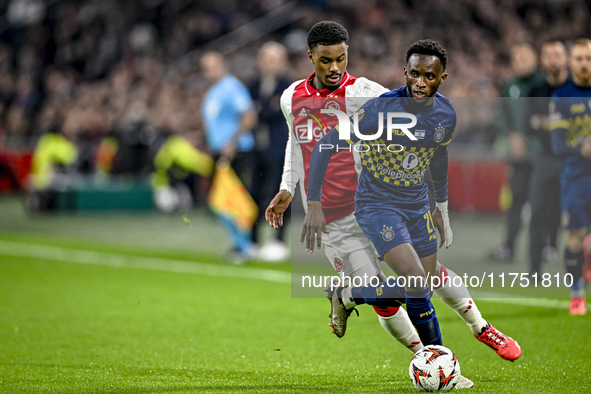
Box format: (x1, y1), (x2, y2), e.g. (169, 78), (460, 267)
(351, 86), (456, 206)
(549, 80), (591, 184)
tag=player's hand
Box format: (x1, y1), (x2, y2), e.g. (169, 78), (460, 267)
(508, 133), (528, 161)
(301, 200), (329, 253)
(265, 189), (292, 230)
(433, 201), (453, 249)
(221, 141), (237, 161)
(581, 138), (591, 158)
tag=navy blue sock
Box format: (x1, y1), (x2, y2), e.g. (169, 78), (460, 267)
(565, 249), (584, 288)
(350, 281), (406, 307)
(406, 288), (442, 346)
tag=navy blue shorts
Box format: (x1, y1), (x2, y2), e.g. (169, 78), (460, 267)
(561, 181), (591, 230)
(355, 200), (437, 259)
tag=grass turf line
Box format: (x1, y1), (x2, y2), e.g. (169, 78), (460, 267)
(1, 251), (590, 393)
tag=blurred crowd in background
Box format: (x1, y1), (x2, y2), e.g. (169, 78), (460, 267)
(0, 0), (589, 151)
(0, 0), (590, 263)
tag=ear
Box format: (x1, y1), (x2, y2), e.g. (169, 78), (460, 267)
(308, 50), (314, 64)
(439, 73), (448, 85)
(404, 67), (407, 77)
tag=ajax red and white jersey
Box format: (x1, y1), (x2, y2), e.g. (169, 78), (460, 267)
(279, 72), (388, 224)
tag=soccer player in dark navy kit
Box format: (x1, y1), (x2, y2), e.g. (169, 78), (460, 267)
(303, 39), (520, 357)
(549, 38), (591, 315)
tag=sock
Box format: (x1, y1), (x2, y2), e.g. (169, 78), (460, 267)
(349, 281), (406, 309)
(435, 264), (488, 336)
(406, 287), (442, 346)
(219, 215), (252, 254)
(374, 306), (423, 353)
(565, 249), (586, 298)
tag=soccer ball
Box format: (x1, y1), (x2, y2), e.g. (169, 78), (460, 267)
(409, 345), (460, 392)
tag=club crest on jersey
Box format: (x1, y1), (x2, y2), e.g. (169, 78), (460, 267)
(382, 225), (395, 241)
(434, 123), (445, 143)
(333, 256), (343, 273)
(323, 100), (341, 111)
(355, 107), (366, 122)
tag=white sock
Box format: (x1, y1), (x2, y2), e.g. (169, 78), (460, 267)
(435, 265), (488, 337)
(377, 307), (424, 353)
(340, 286), (356, 309)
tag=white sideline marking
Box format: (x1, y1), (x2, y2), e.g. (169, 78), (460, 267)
(0, 240), (291, 284)
(0, 240), (571, 309)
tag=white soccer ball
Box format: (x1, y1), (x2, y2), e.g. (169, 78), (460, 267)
(409, 345), (460, 392)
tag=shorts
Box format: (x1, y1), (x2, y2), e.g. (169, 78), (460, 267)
(323, 212), (384, 281)
(561, 181), (591, 230)
(355, 200), (437, 259)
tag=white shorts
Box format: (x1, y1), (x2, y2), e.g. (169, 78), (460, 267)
(323, 212), (385, 282)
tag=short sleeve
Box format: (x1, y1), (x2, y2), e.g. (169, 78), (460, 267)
(231, 80), (254, 114)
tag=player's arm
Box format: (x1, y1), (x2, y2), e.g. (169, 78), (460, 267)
(430, 110), (455, 249)
(302, 126), (353, 252)
(221, 83), (258, 160)
(266, 87), (301, 229)
(429, 144), (453, 249)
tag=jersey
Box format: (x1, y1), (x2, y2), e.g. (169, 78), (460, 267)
(279, 71), (389, 224)
(549, 80), (591, 184)
(549, 80), (591, 230)
(202, 75), (255, 154)
(353, 86), (456, 208)
(306, 86), (456, 258)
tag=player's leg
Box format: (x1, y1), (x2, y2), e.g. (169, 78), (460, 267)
(382, 244), (442, 346)
(528, 162), (551, 275)
(349, 249), (423, 353)
(564, 227), (588, 315)
(561, 189), (590, 315)
(323, 214), (423, 351)
(505, 161), (532, 257)
(352, 203), (442, 345)
(433, 262), (522, 361)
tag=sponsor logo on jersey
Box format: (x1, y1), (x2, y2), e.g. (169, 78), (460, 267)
(295, 121), (329, 142)
(376, 165), (426, 181)
(381, 225), (395, 241)
(434, 123), (445, 143)
(298, 108), (307, 117)
(402, 152), (419, 170)
(571, 103), (586, 114)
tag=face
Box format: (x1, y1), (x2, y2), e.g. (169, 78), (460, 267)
(258, 44), (287, 76)
(540, 42), (567, 76)
(200, 52), (226, 82)
(511, 44), (537, 77)
(404, 54), (447, 101)
(308, 42), (348, 90)
(570, 43), (591, 84)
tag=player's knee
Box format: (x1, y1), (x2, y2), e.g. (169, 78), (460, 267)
(373, 306), (400, 317)
(565, 229), (586, 252)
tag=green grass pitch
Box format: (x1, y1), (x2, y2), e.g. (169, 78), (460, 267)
(0, 198), (590, 393)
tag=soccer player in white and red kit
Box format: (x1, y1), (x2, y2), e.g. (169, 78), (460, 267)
(265, 22), (520, 366)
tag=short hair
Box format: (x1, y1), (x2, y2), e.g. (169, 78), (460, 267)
(307, 21), (349, 50)
(572, 38), (591, 48)
(406, 39), (448, 71)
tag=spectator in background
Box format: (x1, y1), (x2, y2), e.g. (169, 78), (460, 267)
(549, 38), (591, 315)
(249, 42), (292, 262)
(200, 51), (258, 262)
(525, 40), (569, 275)
(489, 42), (544, 263)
